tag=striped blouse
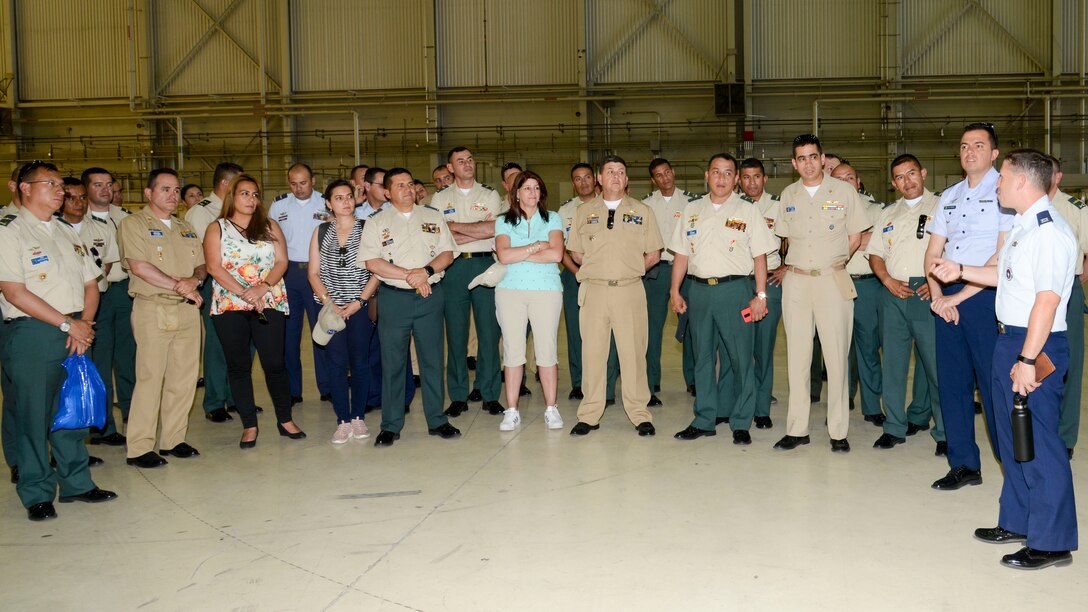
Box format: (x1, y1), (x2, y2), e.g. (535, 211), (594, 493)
(314, 219), (371, 306)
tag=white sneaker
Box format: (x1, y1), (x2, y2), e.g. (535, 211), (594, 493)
(544, 405), (563, 429)
(331, 422), (352, 444)
(350, 417), (370, 439)
(499, 408), (521, 431)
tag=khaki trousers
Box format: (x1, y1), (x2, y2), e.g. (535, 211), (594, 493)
(127, 298), (201, 457)
(782, 272), (853, 439)
(577, 281), (651, 426)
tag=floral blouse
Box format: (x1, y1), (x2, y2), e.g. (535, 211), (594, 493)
(211, 218), (290, 315)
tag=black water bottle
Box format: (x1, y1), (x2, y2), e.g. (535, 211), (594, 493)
(1011, 393), (1034, 462)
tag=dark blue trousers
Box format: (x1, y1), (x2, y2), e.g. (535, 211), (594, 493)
(323, 311), (374, 423)
(283, 263), (329, 398)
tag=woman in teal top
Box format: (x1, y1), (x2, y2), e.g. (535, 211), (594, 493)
(494, 170), (565, 431)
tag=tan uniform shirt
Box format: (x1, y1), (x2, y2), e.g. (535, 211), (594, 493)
(357, 205), (455, 290)
(749, 191), (783, 270)
(430, 181), (504, 254)
(558, 197), (589, 245)
(183, 192), (223, 242)
(775, 176), (872, 269)
(118, 207), (205, 299)
(1052, 189), (1088, 276)
(90, 204), (130, 283)
(669, 192), (778, 278)
(643, 189), (697, 262)
(0, 203), (18, 217)
(60, 215), (120, 292)
(846, 194), (885, 275)
(867, 190), (940, 280)
(0, 207), (99, 319)
(568, 196), (663, 283)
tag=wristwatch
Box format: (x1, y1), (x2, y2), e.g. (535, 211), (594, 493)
(424, 265), (436, 277)
(59, 317), (72, 333)
(755, 291), (767, 300)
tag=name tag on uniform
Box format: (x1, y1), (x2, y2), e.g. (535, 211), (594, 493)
(382, 239), (394, 247)
(979, 199), (994, 204)
(686, 229), (697, 236)
(725, 218), (747, 232)
(31, 255), (49, 265)
(149, 229), (164, 237)
(821, 202), (844, 211)
(277, 212), (289, 222)
(93, 239), (106, 247)
(313, 212), (328, 221)
(443, 207), (456, 215)
(785, 206), (796, 213)
(622, 213), (643, 225)
(943, 205), (956, 210)
(882, 225), (894, 233)
(421, 223), (439, 234)
(587, 214), (600, 224)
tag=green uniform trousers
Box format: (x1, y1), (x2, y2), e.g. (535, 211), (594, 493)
(4, 319), (94, 507)
(680, 277), (695, 387)
(753, 283), (782, 418)
(643, 260), (671, 391)
(378, 284), (449, 433)
(879, 282), (944, 440)
(689, 278), (756, 431)
(1059, 279), (1085, 450)
(1, 321), (16, 467)
(200, 280), (233, 413)
(849, 276), (883, 416)
(443, 256), (501, 402)
(92, 280), (136, 437)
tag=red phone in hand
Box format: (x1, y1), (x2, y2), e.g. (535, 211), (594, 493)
(741, 307), (753, 323)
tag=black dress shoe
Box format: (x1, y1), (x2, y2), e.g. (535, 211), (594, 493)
(647, 395), (662, 407)
(687, 384), (697, 397)
(428, 423), (461, 439)
(754, 416), (773, 429)
(10, 466), (17, 484)
(935, 441), (948, 456)
(413, 375), (421, 386)
(374, 430), (400, 447)
(906, 422), (930, 436)
(774, 435), (810, 450)
(444, 401), (468, 417)
(636, 422), (655, 436)
(653, 384), (661, 393)
(830, 438), (851, 452)
(87, 456), (104, 467)
(570, 422), (599, 436)
(126, 452), (168, 469)
(715, 417), (730, 425)
(810, 395), (821, 403)
(674, 426), (716, 440)
(863, 413), (886, 426)
(320, 393), (332, 402)
(159, 442), (200, 458)
(466, 356), (477, 370)
(27, 502), (57, 521)
(519, 385), (531, 397)
(974, 526), (1027, 544)
(605, 399), (616, 407)
(483, 400), (504, 415)
(873, 433), (905, 449)
(974, 401), (983, 414)
(932, 466), (982, 490)
(467, 389), (483, 402)
(1001, 547), (1072, 570)
(1068, 448), (1074, 459)
(277, 423), (307, 439)
(733, 430), (752, 445)
(59, 487), (118, 503)
(196, 377), (205, 388)
(90, 432), (126, 446)
(291, 396), (303, 406)
(206, 408), (233, 422)
(849, 399), (856, 411)
(568, 387), (584, 400)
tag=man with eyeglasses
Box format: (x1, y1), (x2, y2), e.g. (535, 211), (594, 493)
(868, 154), (945, 453)
(0, 161), (118, 521)
(354, 167), (389, 221)
(81, 167), (134, 447)
(567, 155), (663, 437)
(925, 122), (1014, 490)
(185, 162), (243, 424)
(774, 134), (871, 453)
(431, 147), (506, 418)
(270, 162), (331, 406)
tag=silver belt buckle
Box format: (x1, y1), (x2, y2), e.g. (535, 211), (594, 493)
(607, 280), (618, 287)
(997, 322), (1006, 334)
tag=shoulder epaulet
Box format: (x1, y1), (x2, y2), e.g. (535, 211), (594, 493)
(739, 194), (756, 204)
(942, 178), (965, 193)
(435, 185), (449, 194)
(116, 206), (130, 215)
(687, 193), (702, 202)
(90, 215), (108, 225)
(273, 193), (289, 202)
(1068, 195), (1086, 209)
(198, 198), (212, 207)
(422, 204), (439, 212)
(55, 216), (73, 227)
(0, 213), (15, 227)
(1037, 210), (1054, 226)
(642, 192), (653, 201)
(933, 190), (943, 197)
(479, 183), (495, 192)
(770, 194), (781, 201)
(860, 189), (873, 198)
(682, 190), (697, 199)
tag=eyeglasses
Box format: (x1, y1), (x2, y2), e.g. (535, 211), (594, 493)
(916, 214), (928, 239)
(24, 179), (65, 190)
(338, 246), (348, 268)
(16, 160), (58, 186)
(607, 209), (616, 230)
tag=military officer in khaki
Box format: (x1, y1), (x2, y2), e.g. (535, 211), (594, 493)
(57, 178), (118, 293)
(118, 168), (207, 469)
(567, 155), (663, 437)
(0, 161), (117, 521)
(669, 154), (776, 444)
(868, 154), (945, 452)
(774, 134), (871, 452)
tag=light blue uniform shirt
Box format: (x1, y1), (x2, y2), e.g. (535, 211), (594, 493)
(269, 193), (328, 262)
(929, 167), (1014, 266)
(495, 210), (563, 291)
(996, 196), (1077, 330)
(354, 200), (389, 220)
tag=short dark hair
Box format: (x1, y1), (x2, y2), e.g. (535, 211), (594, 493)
(739, 157), (765, 173)
(383, 167), (413, 190)
(350, 164), (369, 178)
(433, 164), (450, 175)
(1045, 153), (1061, 173)
(707, 153), (738, 172)
(288, 162), (313, 178)
(648, 158), (671, 176)
(503, 170), (550, 227)
(62, 176), (82, 188)
(792, 134), (823, 156)
(823, 152), (844, 163)
(413, 179), (426, 187)
(213, 162), (244, 186)
(501, 162), (523, 176)
(890, 154), (922, 174)
(322, 178), (354, 202)
(598, 154), (627, 171)
(1003, 149), (1053, 193)
(181, 183), (202, 200)
(570, 162), (593, 176)
(364, 167), (386, 185)
(147, 168), (179, 190)
(80, 166), (112, 188)
(963, 122), (998, 149)
(447, 147), (470, 163)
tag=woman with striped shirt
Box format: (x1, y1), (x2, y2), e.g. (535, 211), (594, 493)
(308, 179), (380, 444)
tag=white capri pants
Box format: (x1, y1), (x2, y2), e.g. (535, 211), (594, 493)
(495, 288), (562, 368)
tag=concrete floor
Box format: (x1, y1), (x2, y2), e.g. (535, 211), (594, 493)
(1, 316), (1086, 611)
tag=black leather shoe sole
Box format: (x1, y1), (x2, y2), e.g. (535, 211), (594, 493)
(445, 401), (468, 417)
(428, 425), (461, 439)
(873, 434), (905, 449)
(636, 422), (655, 436)
(935, 441), (948, 456)
(754, 416), (773, 429)
(570, 422), (599, 436)
(205, 408), (233, 422)
(374, 431), (400, 447)
(863, 414), (886, 426)
(1001, 547), (1072, 570)
(830, 438), (851, 452)
(87, 456), (104, 467)
(27, 502), (56, 521)
(674, 426), (716, 440)
(906, 422), (930, 436)
(59, 487), (118, 503)
(90, 433), (126, 446)
(974, 527), (1027, 544)
(732, 430), (752, 445)
(483, 401), (504, 415)
(568, 388), (584, 400)
(519, 385), (531, 397)
(467, 389), (483, 402)
(126, 453), (168, 469)
(647, 395), (662, 407)
(773, 435), (810, 450)
(159, 444), (200, 458)
(932, 468), (982, 490)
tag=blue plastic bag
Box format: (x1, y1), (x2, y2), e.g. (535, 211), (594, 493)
(51, 354), (107, 432)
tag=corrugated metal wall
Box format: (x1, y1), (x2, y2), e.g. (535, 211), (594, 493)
(751, 0), (880, 80)
(291, 0), (428, 92)
(1063, 0), (1086, 74)
(435, 0), (486, 87)
(16, 0), (130, 100)
(152, 0), (282, 97)
(586, 0), (732, 83)
(900, 0), (1049, 77)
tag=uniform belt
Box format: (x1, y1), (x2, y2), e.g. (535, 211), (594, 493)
(4, 312), (77, 324)
(686, 274), (749, 285)
(290, 261), (308, 269)
(135, 294), (189, 305)
(459, 252), (492, 259)
(850, 273), (876, 280)
(381, 283), (436, 294)
(787, 264), (846, 277)
(997, 322), (1027, 335)
(582, 278), (641, 288)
